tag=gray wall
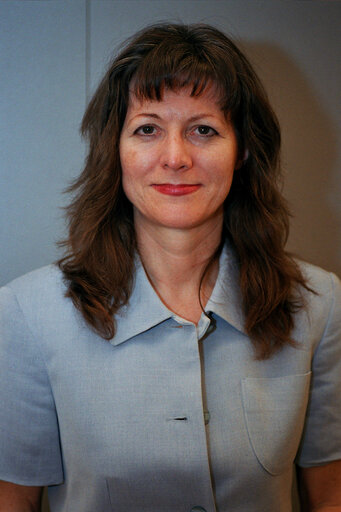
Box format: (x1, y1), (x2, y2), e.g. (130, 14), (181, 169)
(1, 1), (340, 510)
(1, 0), (341, 286)
(1, 1), (341, 286)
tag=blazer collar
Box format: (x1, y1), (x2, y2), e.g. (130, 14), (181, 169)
(110, 241), (245, 347)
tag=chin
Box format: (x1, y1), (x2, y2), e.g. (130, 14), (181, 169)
(134, 205), (223, 232)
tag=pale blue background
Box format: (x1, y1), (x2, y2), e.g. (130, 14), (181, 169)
(1, 1), (340, 286)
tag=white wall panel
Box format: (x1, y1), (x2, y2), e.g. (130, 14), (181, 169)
(89, 0), (341, 276)
(0, 1), (86, 284)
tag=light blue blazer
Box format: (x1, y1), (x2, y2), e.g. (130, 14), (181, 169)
(0, 245), (340, 512)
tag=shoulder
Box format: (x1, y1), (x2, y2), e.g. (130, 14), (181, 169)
(298, 260), (340, 316)
(298, 259), (339, 293)
(2, 264), (67, 309)
(294, 260), (340, 350)
(0, 264), (75, 336)
(5, 263), (66, 295)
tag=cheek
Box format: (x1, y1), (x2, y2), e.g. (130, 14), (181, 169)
(120, 149), (150, 206)
(204, 154), (236, 186)
(121, 167), (139, 204)
(209, 160), (236, 204)
(120, 145), (153, 182)
(120, 144), (136, 176)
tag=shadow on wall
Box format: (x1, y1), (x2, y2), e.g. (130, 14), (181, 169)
(242, 41), (340, 277)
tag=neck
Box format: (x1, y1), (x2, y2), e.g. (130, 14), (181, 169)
(135, 215), (223, 322)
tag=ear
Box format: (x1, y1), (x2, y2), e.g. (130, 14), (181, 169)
(235, 148), (249, 170)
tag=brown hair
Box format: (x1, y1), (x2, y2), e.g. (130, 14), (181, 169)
(59, 23), (311, 359)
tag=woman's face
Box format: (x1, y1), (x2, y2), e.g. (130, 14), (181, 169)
(119, 85), (240, 234)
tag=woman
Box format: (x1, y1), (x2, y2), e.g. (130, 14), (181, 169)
(0, 23), (340, 512)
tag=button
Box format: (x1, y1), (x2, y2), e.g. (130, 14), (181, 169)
(191, 507), (207, 512)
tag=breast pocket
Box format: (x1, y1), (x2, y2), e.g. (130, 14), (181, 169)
(241, 372), (311, 475)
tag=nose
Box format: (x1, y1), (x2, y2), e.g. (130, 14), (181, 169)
(160, 133), (192, 171)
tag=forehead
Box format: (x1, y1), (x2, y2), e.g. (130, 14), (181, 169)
(125, 83), (225, 117)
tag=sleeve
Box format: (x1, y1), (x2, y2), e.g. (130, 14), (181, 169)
(0, 285), (64, 485)
(296, 272), (341, 467)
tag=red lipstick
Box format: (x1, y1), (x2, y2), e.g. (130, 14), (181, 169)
(152, 184), (201, 196)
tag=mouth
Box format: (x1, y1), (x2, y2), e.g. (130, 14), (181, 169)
(152, 184), (202, 196)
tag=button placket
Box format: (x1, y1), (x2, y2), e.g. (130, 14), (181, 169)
(167, 319), (216, 512)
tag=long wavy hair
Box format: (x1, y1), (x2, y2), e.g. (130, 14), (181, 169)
(59, 23), (311, 359)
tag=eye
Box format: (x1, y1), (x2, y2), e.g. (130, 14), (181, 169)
(134, 125), (156, 135)
(193, 125), (218, 137)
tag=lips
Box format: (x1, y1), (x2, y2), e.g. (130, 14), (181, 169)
(152, 184), (201, 196)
